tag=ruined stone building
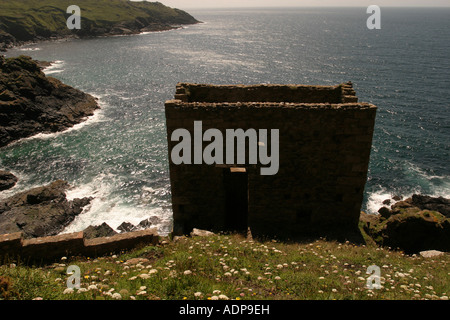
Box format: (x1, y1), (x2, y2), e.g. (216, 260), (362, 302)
(165, 82), (377, 240)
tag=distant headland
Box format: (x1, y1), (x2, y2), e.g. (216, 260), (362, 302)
(0, 0), (200, 50)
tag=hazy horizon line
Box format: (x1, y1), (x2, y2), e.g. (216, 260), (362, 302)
(182, 6), (450, 9)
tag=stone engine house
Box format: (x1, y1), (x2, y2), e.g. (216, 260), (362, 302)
(165, 82), (377, 240)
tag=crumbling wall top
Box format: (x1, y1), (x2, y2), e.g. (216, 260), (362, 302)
(171, 81), (358, 104)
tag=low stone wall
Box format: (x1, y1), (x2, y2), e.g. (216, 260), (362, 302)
(0, 228), (159, 262)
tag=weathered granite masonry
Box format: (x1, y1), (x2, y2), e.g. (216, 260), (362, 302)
(0, 228), (158, 262)
(165, 82), (377, 240)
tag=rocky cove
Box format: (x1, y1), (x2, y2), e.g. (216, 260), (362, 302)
(0, 54), (449, 255)
(0, 56), (163, 241)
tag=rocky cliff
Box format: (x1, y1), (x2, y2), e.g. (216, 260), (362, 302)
(0, 55), (100, 147)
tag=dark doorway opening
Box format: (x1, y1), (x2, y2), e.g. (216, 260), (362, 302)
(224, 168), (248, 233)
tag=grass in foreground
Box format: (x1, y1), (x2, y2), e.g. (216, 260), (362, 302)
(1, 233), (449, 300)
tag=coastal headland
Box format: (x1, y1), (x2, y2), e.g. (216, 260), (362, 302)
(0, 0), (200, 50)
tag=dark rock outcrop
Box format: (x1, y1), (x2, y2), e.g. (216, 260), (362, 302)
(410, 194), (450, 218)
(0, 170), (17, 191)
(0, 30), (15, 52)
(83, 222), (117, 239)
(116, 216), (161, 234)
(117, 222), (136, 233)
(137, 216), (161, 229)
(0, 180), (92, 238)
(360, 194), (450, 254)
(0, 55), (100, 147)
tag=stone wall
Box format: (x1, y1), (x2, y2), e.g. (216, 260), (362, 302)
(174, 82), (358, 103)
(0, 229), (158, 262)
(165, 82), (377, 241)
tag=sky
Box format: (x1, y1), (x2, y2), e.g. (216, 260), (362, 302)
(148, 1), (450, 9)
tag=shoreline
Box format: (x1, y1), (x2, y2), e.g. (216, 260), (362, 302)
(1, 23), (201, 53)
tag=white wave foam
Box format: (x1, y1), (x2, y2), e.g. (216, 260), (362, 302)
(42, 60), (65, 75)
(366, 163), (450, 214)
(63, 176), (173, 236)
(405, 162), (450, 198)
(366, 189), (396, 214)
(17, 47), (41, 51)
(5, 107), (106, 147)
(139, 26), (185, 36)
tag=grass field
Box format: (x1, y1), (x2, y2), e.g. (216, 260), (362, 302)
(1, 233), (449, 300)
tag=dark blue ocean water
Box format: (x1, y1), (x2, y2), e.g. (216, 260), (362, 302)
(1, 7), (449, 234)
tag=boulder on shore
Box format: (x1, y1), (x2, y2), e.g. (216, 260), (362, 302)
(360, 194), (450, 254)
(0, 170), (17, 191)
(0, 180), (92, 238)
(116, 216), (161, 234)
(83, 222), (117, 239)
(117, 222), (137, 233)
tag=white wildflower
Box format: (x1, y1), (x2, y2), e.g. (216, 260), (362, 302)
(111, 293), (122, 300)
(63, 288), (74, 294)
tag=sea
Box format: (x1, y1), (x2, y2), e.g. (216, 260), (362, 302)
(1, 7), (449, 236)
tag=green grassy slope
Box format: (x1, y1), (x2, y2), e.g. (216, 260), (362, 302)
(1, 233), (449, 300)
(0, 0), (199, 42)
